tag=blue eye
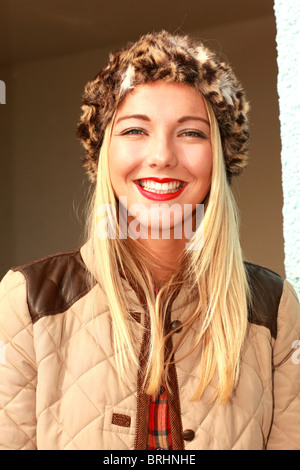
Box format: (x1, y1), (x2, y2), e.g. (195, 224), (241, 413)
(122, 128), (144, 135)
(182, 131), (206, 138)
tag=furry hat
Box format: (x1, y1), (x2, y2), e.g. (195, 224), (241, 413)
(77, 30), (250, 183)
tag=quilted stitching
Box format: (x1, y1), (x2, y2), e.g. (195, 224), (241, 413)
(0, 270), (37, 450)
(173, 289), (300, 450)
(176, 324), (273, 450)
(266, 281), (300, 450)
(1, 266), (300, 449)
(32, 288), (141, 449)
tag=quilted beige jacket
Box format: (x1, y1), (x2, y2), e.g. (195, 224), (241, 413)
(0, 241), (300, 450)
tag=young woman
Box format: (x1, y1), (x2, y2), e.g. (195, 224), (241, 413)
(0, 30), (300, 450)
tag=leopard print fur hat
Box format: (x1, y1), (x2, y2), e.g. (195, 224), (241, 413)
(77, 30), (250, 183)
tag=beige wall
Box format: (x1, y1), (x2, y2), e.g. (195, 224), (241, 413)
(0, 13), (285, 278)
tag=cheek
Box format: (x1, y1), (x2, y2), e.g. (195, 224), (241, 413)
(109, 141), (143, 182)
(187, 146), (213, 184)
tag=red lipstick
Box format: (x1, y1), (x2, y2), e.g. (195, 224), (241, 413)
(134, 177), (187, 201)
(141, 177), (183, 183)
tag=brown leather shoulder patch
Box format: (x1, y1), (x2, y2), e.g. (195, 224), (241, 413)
(12, 249), (95, 323)
(245, 262), (283, 338)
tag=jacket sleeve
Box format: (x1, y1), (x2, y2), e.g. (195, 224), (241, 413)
(267, 280), (300, 450)
(0, 269), (37, 450)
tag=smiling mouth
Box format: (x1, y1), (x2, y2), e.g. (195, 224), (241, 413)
(137, 178), (185, 194)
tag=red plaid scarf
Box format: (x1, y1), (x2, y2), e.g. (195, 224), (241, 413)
(148, 385), (173, 450)
(147, 285), (173, 450)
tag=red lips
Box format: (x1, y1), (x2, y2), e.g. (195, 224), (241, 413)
(138, 177), (185, 183)
(134, 177), (187, 201)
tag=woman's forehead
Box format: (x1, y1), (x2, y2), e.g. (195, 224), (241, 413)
(115, 80), (208, 121)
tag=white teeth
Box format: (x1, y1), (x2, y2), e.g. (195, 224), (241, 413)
(139, 179), (183, 193)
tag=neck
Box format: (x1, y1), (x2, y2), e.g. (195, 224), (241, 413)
(136, 236), (186, 287)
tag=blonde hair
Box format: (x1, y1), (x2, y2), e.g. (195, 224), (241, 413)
(85, 98), (251, 403)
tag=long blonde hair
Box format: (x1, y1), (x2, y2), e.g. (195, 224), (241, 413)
(85, 97), (251, 403)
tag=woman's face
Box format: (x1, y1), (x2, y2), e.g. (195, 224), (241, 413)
(109, 80), (212, 236)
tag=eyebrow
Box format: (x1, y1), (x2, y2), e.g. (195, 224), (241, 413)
(115, 114), (209, 126)
(115, 114), (150, 124)
(177, 116), (210, 126)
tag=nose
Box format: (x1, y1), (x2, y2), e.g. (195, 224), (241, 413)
(145, 132), (178, 169)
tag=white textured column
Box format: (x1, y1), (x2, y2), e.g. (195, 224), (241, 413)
(274, 0), (300, 297)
